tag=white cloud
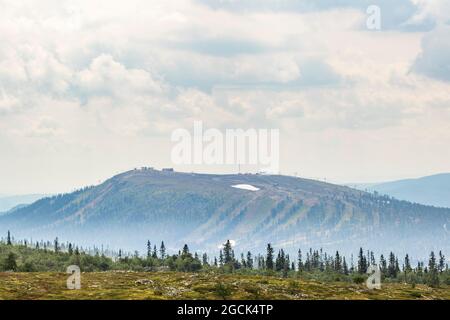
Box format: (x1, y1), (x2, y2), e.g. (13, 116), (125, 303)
(0, 0), (449, 193)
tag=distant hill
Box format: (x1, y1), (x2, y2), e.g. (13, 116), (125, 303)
(351, 173), (450, 208)
(0, 194), (48, 214)
(1, 169), (449, 257)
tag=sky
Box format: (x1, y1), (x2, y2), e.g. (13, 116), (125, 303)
(1, 0), (450, 194)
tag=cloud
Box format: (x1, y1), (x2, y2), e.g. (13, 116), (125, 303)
(0, 0), (450, 193)
(412, 26), (450, 82)
(72, 54), (166, 105)
(197, 0), (428, 30)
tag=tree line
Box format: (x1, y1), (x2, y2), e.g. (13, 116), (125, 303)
(1, 231), (449, 287)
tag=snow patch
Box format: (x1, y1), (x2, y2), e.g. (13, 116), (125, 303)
(231, 184), (260, 191)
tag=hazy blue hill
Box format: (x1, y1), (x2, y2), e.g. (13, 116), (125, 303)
(0, 169), (449, 257)
(354, 173), (450, 208)
(0, 194), (48, 213)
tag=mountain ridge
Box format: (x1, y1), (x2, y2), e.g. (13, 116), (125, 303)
(351, 173), (450, 208)
(1, 169), (449, 257)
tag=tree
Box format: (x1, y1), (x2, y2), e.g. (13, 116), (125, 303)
(438, 251), (445, 273)
(160, 241), (166, 259)
(223, 240), (233, 264)
(379, 254), (387, 274)
(388, 252), (397, 278)
(182, 244), (190, 258)
(334, 251), (342, 273)
(219, 250), (224, 267)
(68, 243), (74, 255)
(202, 253), (209, 266)
(6, 231), (12, 246)
(404, 254), (412, 273)
(152, 245), (158, 259)
(3, 252), (17, 271)
(246, 251), (253, 270)
(54, 237), (59, 253)
(297, 249), (304, 272)
(147, 241), (152, 259)
(427, 251), (439, 287)
(357, 248), (367, 274)
(266, 244), (274, 271)
(343, 257), (349, 275)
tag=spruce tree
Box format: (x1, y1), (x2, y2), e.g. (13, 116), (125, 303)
(147, 241), (151, 259)
(404, 254), (412, 273)
(266, 243), (274, 271)
(223, 240), (233, 264)
(6, 230), (12, 245)
(202, 253), (209, 266)
(357, 248), (367, 274)
(4, 252), (17, 271)
(219, 250), (224, 266)
(335, 251), (342, 273)
(438, 251), (445, 273)
(246, 251), (253, 270)
(297, 249), (304, 272)
(427, 251), (439, 287)
(54, 237), (59, 253)
(152, 245), (158, 259)
(160, 241), (166, 259)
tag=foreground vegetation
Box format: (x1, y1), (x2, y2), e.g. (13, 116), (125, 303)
(1, 232), (449, 300)
(1, 271), (450, 300)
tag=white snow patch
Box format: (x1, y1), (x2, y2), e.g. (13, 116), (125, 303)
(231, 184), (260, 191)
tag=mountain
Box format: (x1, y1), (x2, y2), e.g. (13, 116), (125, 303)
(0, 169), (449, 257)
(351, 173), (450, 208)
(0, 194), (48, 214)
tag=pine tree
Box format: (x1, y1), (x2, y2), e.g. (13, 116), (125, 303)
(68, 243), (74, 255)
(246, 251), (253, 270)
(266, 243), (274, 271)
(4, 252), (17, 271)
(182, 244), (190, 258)
(240, 253), (246, 268)
(297, 249), (304, 272)
(6, 230), (12, 245)
(147, 241), (151, 259)
(404, 254), (412, 273)
(202, 253), (209, 266)
(343, 257), (349, 275)
(380, 254), (387, 274)
(427, 251), (439, 287)
(438, 251), (445, 273)
(357, 248), (367, 274)
(335, 251), (342, 273)
(388, 252), (397, 278)
(152, 245), (158, 259)
(219, 250), (224, 266)
(160, 241), (166, 259)
(54, 237), (59, 253)
(223, 240), (233, 264)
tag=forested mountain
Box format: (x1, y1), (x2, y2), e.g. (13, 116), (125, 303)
(352, 173), (450, 208)
(0, 169), (449, 258)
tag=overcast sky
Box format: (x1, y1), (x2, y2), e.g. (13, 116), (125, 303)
(1, 0), (450, 194)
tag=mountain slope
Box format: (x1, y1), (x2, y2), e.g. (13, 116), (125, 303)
(0, 194), (48, 213)
(353, 173), (450, 208)
(1, 169), (449, 257)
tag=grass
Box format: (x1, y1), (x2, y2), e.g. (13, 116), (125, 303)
(0, 271), (449, 300)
